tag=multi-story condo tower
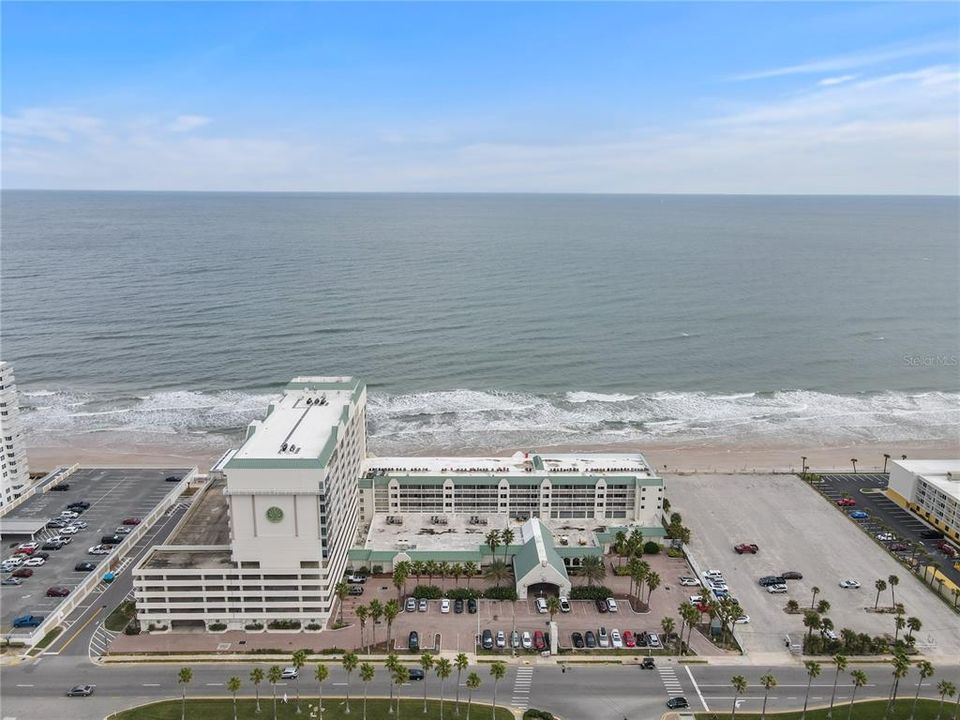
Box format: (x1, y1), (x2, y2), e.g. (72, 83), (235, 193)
(0, 362), (31, 508)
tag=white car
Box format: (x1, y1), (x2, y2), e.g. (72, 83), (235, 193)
(647, 633), (662, 649)
(440, 599), (451, 614)
(611, 629), (623, 648)
(689, 595), (704, 604)
(703, 570), (724, 579)
(60, 526), (79, 535)
(17, 542), (39, 552)
(88, 545), (111, 555)
(496, 630), (506, 649)
(60, 511), (79, 519)
(24, 557), (46, 567)
(521, 631), (532, 649)
(839, 579), (861, 589)
(71, 521), (88, 529)
(823, 629), (839, 641)
(115, 527), (133, 535)
(876, 532), (895, 542)
(3, 557), (24, 567)
(767, 584), (788, 594)
(734, 614), (750, 624)
(679, 577), (700, 587)
(280, 667), (298, 680)
(49, 535), (72, 545)
(606, 598), (618, 612)
(559, 597), (571, 613)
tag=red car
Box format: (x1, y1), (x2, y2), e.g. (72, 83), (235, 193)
(15, 546), (36, 556)
(46, 586), (71, 597)
(122, 517), (141, 526)
(734, 543), (759, 554)
(623, 630), (637, 648)
(533, 630), (545, 651)
(12, 568), (33, 578)
(837, 498), (856, 507)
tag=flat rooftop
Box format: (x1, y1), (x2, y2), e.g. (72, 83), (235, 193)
(169, 478), (231, 546)
(363, 513), (606, 553)
(896, 459), (960, 501)
(231, 377), (360, 462)
(364, 451), (655, 477)
(141, 546), (234, 571)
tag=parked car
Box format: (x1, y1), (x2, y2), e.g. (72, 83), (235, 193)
(781, 571), (803, 580)
(836, 497), (856, 507)
(74, 562), (97, 572)
(41, 541), (65, 551)
(12, 568), (33, 578)
(533, 630), (546, 651)
(758, 576), (785, 587)
(481, 629), (494, 650)
(623, 630), (636, 648)
(734, 543), (759, 554)
(60, 526), (80, 536)
(440, 599), (451, 614)
(522, 631), (533, 650)
(598, 627), (610, 648)
(17, 542), (39, 552)
(559, 596), (571, 613)
(606, 597), (618, 612)
(115, 527), (132, 535)
(88, 545), (111, 555)
(46, 586), (71, 597)
(611, 629), (623, 648)
(689, 595), (704, 604)
(454, 598), (464, 614)
(66, 684), (96, 697)
(418, 598), (428, 612)
(100, 535), (121, 545)
(767, 584), (788, 594)
(584, 630), (597, 648)
(165, 475), (182, 482)
(68, 501), (90, 509)
(122, 517), (141, 526)
(280, 667), (298, 680)
(735, 615), (750, 624)
(1, 577), (22, 586)
(405, 597), (417, 612)
(12, 614), (44, 628)
(679, 576), (700, 586)
(46, 519), (68, 529)
(850, 511), (869, 520)
(889, 543), (910, 552)
(346, 574), (366, 584)
(666, 697), (690, 710)
(823, 628), (839, 641)
(408, 631), (419, 651)
(50, 535), (72, 545)
(536, 597), (548, 614)
(876, 532), (896, 542)
(571, 632), (584, 649)
(467, 598), (478, 614)
(23, 557), (46, 567)
(348, 585), (364, 596)
(496, 630), (506, 649)
(50, 483), (70, 491)
(839, 579), (861, 589)
(33, 551), (50, 560)
(647, 633), (662, 649)
(511, 630), (521, 649)
(595, 598), (608, 613)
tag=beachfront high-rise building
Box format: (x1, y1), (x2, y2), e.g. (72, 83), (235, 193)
(0, 362), (31, 508)
(887, 459), (960, 544)
(133, 377), (366, 631)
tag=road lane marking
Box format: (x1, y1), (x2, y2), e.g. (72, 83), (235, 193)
(142, 683), (161, 687)
(686, 665), (709, 712)
(15, 684), (34, 687)
(57, 606), (105, 652)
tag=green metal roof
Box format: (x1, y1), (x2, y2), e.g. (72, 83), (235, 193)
(554, 546), (603, 558)
(512, 519), (569, 583)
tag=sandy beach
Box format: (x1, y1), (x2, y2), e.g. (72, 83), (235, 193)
(25, 433), (958, 475)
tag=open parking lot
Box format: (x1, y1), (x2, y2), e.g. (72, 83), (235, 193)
(818, 473), (960, 588)
(667, 473), (960, 659)
(1, 468), (189, 632)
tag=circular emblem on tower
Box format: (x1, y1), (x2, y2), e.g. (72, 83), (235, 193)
(266, 506), (284, 523)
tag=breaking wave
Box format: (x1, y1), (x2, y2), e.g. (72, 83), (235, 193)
(18, 385), (959, 455)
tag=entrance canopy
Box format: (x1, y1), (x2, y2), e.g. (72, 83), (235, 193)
(513, 518), (571, 599)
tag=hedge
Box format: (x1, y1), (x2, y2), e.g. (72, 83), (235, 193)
(524, 711), (557, 720)
(570, 585), (613, 601)
(412, 585), (444, 599)
(482, 586), (518, 601)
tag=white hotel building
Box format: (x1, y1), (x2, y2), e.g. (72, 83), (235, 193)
(888, 459), (960, 545)
(0, 362), (31, 508)
(133, 377), (366, 631)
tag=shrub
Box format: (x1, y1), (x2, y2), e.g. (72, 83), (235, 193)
(524, 711), (557, 720)
(245, 622), (264, 631)
(306, 623), (322, 631)
(483, 586), (518, 601)
(372, 565), (384, 575)
(643, 541), (661, 554)
(445, 587), (479, 600)
(412, 585), (444, 599)
(570, 585), (613, 601)
(267, 619), (301, 630)
(208, 622), (227, 632)
(666, 548), (683, 558)
(123, 624), (140, 635)
(356, 567), (370, 576)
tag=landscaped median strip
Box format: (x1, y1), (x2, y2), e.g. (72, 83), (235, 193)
(692, 697), (951, 719)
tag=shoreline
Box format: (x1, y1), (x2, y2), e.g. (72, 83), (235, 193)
(25, 435), (958, 475)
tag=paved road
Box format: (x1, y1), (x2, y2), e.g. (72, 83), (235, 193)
(3, 654), (959, 720)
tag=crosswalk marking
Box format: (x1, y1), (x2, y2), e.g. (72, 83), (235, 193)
(511, 667), (534, 710)
(658, 665), (684, 697)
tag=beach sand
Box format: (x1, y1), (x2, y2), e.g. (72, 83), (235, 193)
(25, 433), (958, 475)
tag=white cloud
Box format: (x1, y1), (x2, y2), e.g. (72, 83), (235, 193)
(1, 108), (102, 143)
(732, 39), (955, 81)
(818, 74), (858, 87)
(168, 115), (212, 133)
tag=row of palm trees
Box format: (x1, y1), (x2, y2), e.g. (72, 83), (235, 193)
(726, 654), (957, 720)
(176, 654), (509, 720)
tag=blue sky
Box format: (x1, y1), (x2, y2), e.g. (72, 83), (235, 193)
(3, 2), (958, 193)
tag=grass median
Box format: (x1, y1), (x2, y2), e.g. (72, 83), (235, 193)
(695, 698), (952, 720)
(109, 697), (514, 719)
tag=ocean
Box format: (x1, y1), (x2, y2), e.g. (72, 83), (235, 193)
(2, 191), (958, 455)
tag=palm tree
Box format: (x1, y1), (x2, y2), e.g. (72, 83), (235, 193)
(342, 650), (359, 714)
(392, 665), (409, 719)
(385, 599), (400, 650)
(646, 571), (661, 604)
(883, 453), (891, 472)
(435, 657), (452, 720)
(484, 559), (510, 588)
(888, 574), (900, 608)
(370, 599), (384, 649)
(894, 614), (906, 644)
(827, 655), (848, 718)
(419, 652), (434, 713)
(731, 675), (747, 719)
(661, 616), (676, 653)
(454, 653), (469, 715)
(267, 665), (282, 720)
(314, 663), (329, 714)
(501, 528), (515, 564)
(178, 667), (192, 720)
(851, 458), (858, 472)
(547, 596), (561, 623)
(356, 604), (369, 653)
(463, 561), (478, 588)
(451, 563), (463, 587)
(810, 585), (821, 609)
(465, 672), (481, 720)
(801, 660), (822, 720)
(884, 653), (911, 720)
(385, 654), (400, 714)
(818, 599), (831, 616)
(489, 662), (506, 717)
(393, 561), (410, 601)
(292, 649), (307, 713)
(485, 529), (501, 561)
(360, 663), (375, 720)
(906, 616), (922, 645)
(627, 556), (646, 601)
(875, 579), (888, 609)
(250, 667), (265, 714)
(581, 555), (606, 586)
(227, 676), (242, 720)
(759, 673), (777, 720)
(803, 610), (822, 639)
(934, 680), (955, 720)
(335, 582), (350, 625)
(910, 660), (935, 720)
(411, 560), (425, 584)
(614, 529), (627, 567)
(848, 670), (868, 720)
